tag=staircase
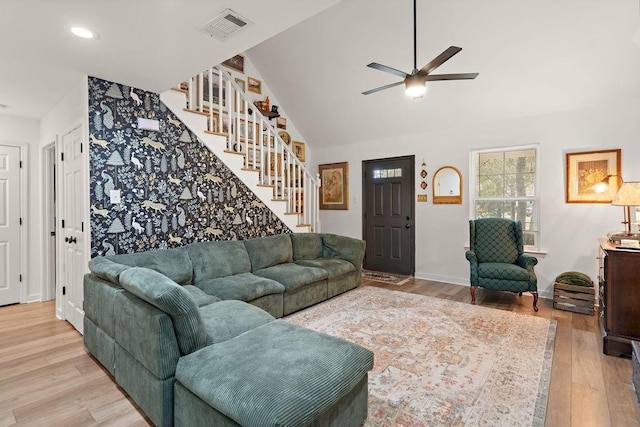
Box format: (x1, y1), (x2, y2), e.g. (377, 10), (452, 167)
(160, 66), (320, 233)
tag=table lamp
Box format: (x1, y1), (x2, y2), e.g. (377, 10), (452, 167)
(611, 182), (640, 236)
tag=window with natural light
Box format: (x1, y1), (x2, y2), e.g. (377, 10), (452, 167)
(470, 146), (539, 250)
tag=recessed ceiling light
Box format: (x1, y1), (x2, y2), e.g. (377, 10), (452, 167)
(70, 26), (98, 39)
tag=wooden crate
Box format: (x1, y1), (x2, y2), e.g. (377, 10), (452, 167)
(553, 282), (595, 315)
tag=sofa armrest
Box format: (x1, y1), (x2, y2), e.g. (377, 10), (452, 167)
(517, 254), (538, 271)
(321, 234), (366, 270)
(119, 267), (207, 355)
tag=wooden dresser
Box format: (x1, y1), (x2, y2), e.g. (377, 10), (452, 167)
(599, 239), (640, 357)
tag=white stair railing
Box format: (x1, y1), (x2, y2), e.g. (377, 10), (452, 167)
(183, 66), (320, 231)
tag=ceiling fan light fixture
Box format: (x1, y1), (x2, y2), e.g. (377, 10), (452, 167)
(405, 74), (426, 97)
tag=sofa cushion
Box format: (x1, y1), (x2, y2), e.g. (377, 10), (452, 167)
(290, 233), (323, 261)
(175, 320), (374, 427)
(88, 257), (131, 284)
(322, 234), (366, 269)
(244, 234), (293, 271)
(119, 267), (207, 355)
(478, 262), (530, 281)
(106, 248), (193, 286)
(186, 241), (251, 282)
(254, 263), (329, 292)
(199, 300), (275, 344)
(196, 272), (285, 302)
(183, 285), (221, 307)
(295, 258), (356, 277)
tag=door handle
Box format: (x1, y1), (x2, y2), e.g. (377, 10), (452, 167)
(405, 224), (411, 228)
(65, 237), (69, 243)
(70, 236), (77, 244)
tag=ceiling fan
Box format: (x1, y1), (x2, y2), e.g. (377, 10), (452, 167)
(362, 0), (478, 97)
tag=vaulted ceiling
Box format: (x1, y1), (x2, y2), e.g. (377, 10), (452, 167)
(2, 0), (639, 149)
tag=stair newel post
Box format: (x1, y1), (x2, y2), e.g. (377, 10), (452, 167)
(316, 173), (321, 232)
(233, 81), (239, 151)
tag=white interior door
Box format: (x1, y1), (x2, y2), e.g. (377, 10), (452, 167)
(0, 145), (21, 306)
(60, 126), (87, 333)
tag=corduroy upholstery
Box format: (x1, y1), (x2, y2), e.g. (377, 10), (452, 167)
(465, 218), (539, 310)
(83, 232), (369, 427)
(119, 267), (207, 355)
(175, 321), (374, 427)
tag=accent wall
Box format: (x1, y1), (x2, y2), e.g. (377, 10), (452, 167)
(88, 76), (289, 258)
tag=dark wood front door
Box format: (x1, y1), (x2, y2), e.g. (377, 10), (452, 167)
(362, 156), (415, 275)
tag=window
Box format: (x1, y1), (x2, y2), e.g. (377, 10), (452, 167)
(373, 168), (402, 179)
(470, 145), (539, 250)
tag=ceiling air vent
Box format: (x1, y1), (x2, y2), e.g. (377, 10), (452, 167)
(198, 9), (253, 41)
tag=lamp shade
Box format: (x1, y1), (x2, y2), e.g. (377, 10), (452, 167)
(612, 182), (640, 206)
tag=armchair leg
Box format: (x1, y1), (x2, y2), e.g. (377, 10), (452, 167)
(470, 286), (477, 305)
(531, 291), (539, 312)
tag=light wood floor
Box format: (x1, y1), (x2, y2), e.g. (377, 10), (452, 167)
(1, 279), (639, 426)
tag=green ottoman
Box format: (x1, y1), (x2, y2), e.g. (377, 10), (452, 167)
(174, 320), (374, 427)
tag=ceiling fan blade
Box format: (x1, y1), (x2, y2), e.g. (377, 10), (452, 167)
(361, 80), (405, 95)
(425, 73), (479, 81)
(367, 62), (408, 79)
(418, 46), (462, 75)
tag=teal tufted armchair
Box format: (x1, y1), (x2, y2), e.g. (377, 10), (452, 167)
(465, 218), (539, 311)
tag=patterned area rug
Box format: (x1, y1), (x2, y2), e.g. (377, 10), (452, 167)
(286, 287), (556, 426)
(362, 269), (412, 285)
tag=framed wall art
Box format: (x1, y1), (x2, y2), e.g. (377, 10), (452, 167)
(292, 141), (306, 162)
(565, 149), (621, 203)
(319, 162), (349, 210)
(276, 117), (287, 129)
(222, 54), (244, 73)
(248, 77), (262, 94)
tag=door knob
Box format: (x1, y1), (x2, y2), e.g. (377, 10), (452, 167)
(65, 237), (69, 242)
(405, 224), (411, 228)
(70, 236), (77, 244)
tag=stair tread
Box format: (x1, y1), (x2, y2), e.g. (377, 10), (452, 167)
(224, 150), (246, 156)
(241, 168), (260, 172)
(205, 130), (229, 137)
(183, 108), (209, 116)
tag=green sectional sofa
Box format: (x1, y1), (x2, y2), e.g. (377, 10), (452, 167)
(83, 233), (371, 427)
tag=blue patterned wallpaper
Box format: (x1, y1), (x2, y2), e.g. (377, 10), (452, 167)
(88, 77), (290, 257)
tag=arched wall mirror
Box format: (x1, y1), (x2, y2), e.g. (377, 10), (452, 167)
(432, 166), (463, 204)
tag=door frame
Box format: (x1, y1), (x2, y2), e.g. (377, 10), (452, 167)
(42, 141), (58, 302)
(0, 142), (28, 304)
(361, 155), (416, 275)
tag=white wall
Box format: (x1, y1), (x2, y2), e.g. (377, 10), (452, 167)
(0, 115), (40, 302)
(312, 97), (640, 299)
